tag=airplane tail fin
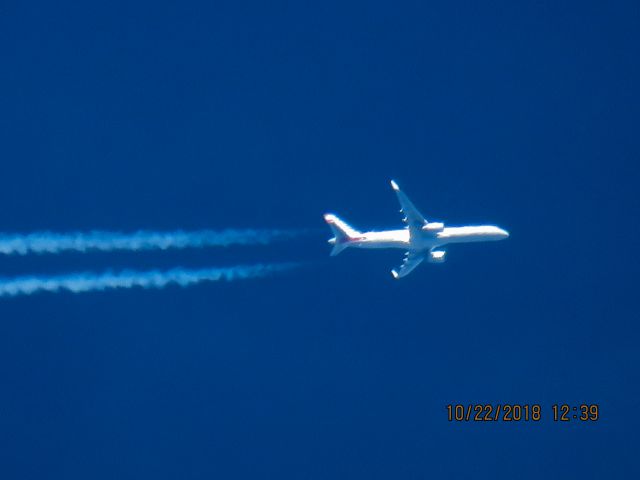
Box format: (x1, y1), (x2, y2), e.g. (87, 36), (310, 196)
(323, 214), (360, 256)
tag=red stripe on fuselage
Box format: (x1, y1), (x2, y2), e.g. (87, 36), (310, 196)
(338, 236), (366, 244)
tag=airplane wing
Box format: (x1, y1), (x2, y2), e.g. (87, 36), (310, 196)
(391, 251), (425, 279)
(390, 180), (427, 233)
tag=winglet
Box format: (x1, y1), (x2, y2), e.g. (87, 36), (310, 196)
(390, 179), (399, 191)
(391, 269), (400, 279)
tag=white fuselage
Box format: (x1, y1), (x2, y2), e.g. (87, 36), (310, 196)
(324, 180), (510, 277)
(348, 225), (509, 251)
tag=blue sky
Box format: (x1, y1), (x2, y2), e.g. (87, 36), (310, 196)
(0, 1), (638, 478)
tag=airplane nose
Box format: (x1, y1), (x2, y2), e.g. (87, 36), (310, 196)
(499, 228), (510, 238)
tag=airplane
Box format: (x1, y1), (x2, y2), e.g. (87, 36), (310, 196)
(324, 180), (509, 279)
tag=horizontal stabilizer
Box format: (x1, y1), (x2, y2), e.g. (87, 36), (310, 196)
(324, 214), (360, 256)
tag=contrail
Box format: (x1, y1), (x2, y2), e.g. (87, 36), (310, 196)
(0, 229), (305, 256)
(0, 263), (300, 298)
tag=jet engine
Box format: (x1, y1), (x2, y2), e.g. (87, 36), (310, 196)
(422, 222), (444, 233)
(429, 250), (446, 263)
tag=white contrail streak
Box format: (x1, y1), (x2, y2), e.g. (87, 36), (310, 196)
(0, 229), (304, 255)
(0, 263), (299, 298)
